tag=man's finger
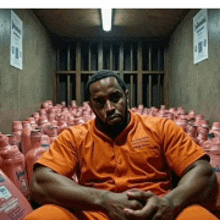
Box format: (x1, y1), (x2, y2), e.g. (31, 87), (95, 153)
(126, 190), (154, 200)
(124, 200), (157, 219)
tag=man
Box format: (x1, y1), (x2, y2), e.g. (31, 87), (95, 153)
(25, 70), (218, 220)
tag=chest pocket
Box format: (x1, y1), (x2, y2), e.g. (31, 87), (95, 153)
(126, 147), (163, 174)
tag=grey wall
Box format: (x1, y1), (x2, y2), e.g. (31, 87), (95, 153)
(0, 9), (56, 134)
(166, 9), (220, 125)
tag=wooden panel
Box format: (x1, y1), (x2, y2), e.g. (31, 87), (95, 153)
(76, 42), (81, 106)
(164, 70), (169, 108)
(112, 43), (119, 71)
(148, 44), (152, 107)
(88, 42), (91, 71)
(55, 74), (59, 104)
(55, 49), (60, 103)
(164, 48), (169, 108)
(157, 48), (161, 107)
(130, 45), (134, 107)
(142, 71), (165, 74)
(119, 42), (124, 78)
(55, 40), (166, 108)
(130, 44), (133, 71)
(70, 44), (76, 71)
(110, 44), (113, 71)
(131, 44), (136, 107)
(130, 75), (134, 107)
(98, 41), (103, 71)
(58, 47), (68, 71)
(91, 42), (98, 71)
(56, 49), (60, 71)
(149, 76), (152, 107)
(67, 75), (71, 105)
(137, 42), (143, 105)
(67, 46), (71, 105)
(55, 71), (76, 74)
(67, 46), (71, 71)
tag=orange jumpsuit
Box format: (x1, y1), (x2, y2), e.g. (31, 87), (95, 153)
(25, 112), (218, 219)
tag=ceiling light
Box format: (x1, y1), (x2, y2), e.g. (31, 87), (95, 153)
(101, 8), (112, 32)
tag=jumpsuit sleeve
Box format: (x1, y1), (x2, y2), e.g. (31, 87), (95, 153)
(161, 119), (209, 177)
(35, 127), (78, 178)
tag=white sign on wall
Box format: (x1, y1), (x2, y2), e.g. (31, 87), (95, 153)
(193, 9), (208, 64)
(10, 10), (23, 70)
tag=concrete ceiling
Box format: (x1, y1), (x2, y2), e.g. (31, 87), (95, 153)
(33, 9), (190, 41)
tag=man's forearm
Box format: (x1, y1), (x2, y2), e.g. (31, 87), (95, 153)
(30, 166), (145, 220)
(164, 160), (218, 216)
(29, 166), (109, 212)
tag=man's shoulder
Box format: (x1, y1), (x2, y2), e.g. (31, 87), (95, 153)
(132, 113), (178, 136)
(62, 119), (95, 140)
(134, 112), (168, 126)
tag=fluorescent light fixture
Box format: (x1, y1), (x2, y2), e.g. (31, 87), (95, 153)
(101, 8), (112, 32)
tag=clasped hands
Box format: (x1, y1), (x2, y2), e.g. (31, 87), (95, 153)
(102, 189), (175, 220)
(124, 189), (175, 220)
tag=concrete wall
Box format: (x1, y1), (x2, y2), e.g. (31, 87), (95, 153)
(166, 9), (220, 125)
(0, 9), (56, 134)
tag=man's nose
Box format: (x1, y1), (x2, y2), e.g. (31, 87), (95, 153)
(104, 100), (115, 111)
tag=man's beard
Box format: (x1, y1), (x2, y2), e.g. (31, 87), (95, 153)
(95, 105), (129, 137)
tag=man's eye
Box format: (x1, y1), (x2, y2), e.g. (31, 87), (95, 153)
(97, 100), (105, 106)
(111, 94), (121, 102)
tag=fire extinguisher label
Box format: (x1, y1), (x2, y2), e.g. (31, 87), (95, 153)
(0, 174), (5, 183)
(16, 171), (25, 181)
(0, 186), (11, 199)
(0, 197), (24, 219)
(42, 144), (50, 148)
(16, 171), (28, 192)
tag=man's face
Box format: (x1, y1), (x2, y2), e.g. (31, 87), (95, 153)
(89, 77), (128, 127)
